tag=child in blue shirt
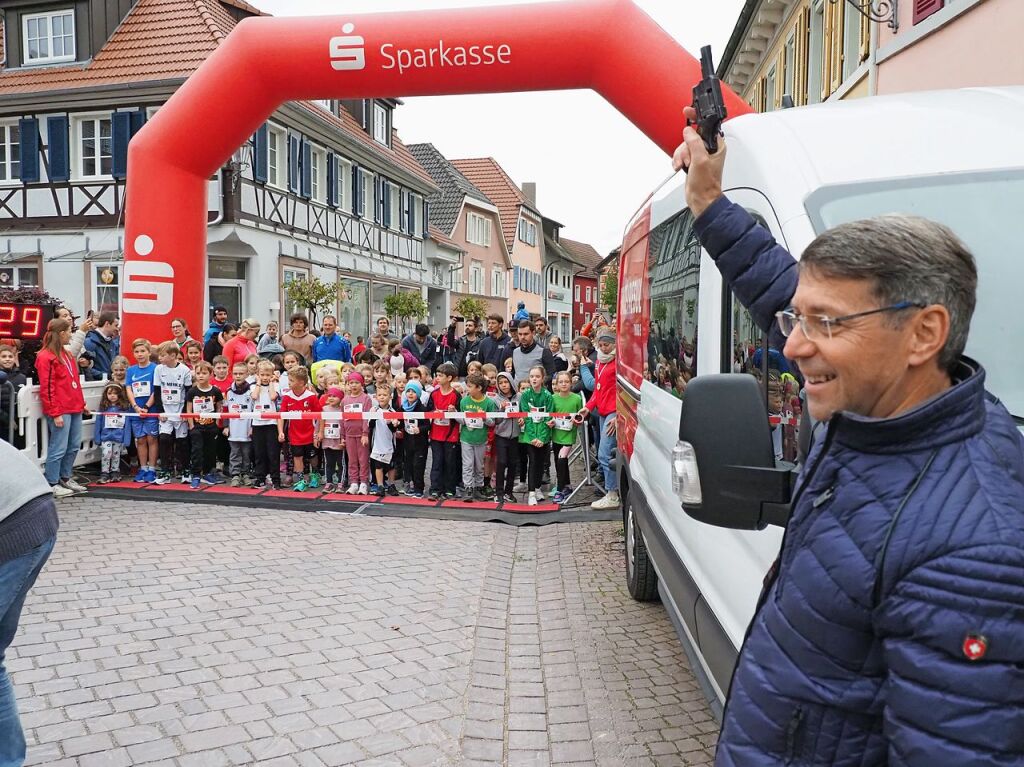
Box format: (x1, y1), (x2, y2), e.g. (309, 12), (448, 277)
(96, 383), (132, 483)
(125, 339), (159, 482)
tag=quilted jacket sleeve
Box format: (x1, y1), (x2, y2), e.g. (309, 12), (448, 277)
(875, 543), (1024, 765)
(693, 196), (799, 348)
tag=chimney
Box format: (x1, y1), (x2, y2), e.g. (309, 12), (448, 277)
(521, 182), (537, 206)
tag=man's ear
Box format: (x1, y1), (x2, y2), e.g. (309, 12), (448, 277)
(906, 305), (950, 368)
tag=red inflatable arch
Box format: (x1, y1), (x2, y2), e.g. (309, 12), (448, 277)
(121, 0), (751, 342)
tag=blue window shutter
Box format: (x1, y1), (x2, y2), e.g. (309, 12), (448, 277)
(398, 189), (406, 233)
(300, 139), (311, 199)
(45, 116), (68, 182)
(253, 123), (268, 184)
(407, 192), (415, 234)
(111, 112), (131, 180)
(373, 176), (381, 223)
(382, 181), (391, 228)
(19, 118), (40, 183)
(287, 134), (299, 193)
(513, 266), (520, 290)
(352, 165), (362, 217)
(130, 108), (146, 137)
(326, 153), (337, 208)
(422, 200), (429, 237)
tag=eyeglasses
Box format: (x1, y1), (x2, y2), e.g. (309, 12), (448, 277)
(776, 301), (925, 341)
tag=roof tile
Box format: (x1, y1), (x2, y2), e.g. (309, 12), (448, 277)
(407, 143), (492, 237)
(560, 237), (603, 271)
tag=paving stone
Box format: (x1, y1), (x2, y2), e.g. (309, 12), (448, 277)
(12, 499), (717, 766)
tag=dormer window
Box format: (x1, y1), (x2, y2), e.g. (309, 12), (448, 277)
(23, 9), (76, 65)
(372, 102), (390, 147)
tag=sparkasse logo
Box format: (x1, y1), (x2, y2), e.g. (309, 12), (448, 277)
(329, 23), (366, 71)
(329, 23), (511, 75)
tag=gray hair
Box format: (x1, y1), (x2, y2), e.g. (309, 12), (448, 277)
(800, 215), (976, 372)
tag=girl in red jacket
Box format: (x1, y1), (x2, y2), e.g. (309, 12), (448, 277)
(579, 327), (619, 510)
(35, 318), (88, 496)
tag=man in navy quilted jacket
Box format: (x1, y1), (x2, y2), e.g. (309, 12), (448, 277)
(673, 108), (1024, 765)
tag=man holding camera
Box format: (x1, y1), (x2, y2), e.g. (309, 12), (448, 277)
(676, 105), (1024, 765)
(445, 316), (483, 377)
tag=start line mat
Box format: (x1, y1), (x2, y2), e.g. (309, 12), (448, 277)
(85, 482), (619, 526)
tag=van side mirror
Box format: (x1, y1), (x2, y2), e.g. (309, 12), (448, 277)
(677, 374), (795, 529)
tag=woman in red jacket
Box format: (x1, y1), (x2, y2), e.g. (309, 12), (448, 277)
(36, 318), (88, 497)
(579, 326), (619, 510)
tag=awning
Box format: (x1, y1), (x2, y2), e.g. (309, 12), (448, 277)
(207, 230), (258, 257)
(47, 236), (123, 262)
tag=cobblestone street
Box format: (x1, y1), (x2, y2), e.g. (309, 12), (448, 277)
(9, 498), (719, 766)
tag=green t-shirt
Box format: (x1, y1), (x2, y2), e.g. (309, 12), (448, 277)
(519, 387), (555, 445)
(550, 391), (584, 446)
(460, 394), (498, 445)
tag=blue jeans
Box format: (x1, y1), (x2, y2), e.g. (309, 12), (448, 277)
(44, 413), (82, 486)
(597, 413), (618, 492)
(0, 536), (56, 767)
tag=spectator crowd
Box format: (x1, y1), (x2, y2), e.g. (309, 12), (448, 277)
(2, 305), (620, 510)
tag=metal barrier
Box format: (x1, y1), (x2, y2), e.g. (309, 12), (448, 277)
(14, 377), (107, 469)
(1, 379), (15, 446)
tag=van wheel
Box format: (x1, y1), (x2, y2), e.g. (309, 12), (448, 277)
(624, 493), (659, 602)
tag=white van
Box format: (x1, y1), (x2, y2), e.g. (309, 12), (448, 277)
(615, 86), (1024, 713)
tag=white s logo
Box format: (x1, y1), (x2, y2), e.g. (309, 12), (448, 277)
(123, 260), (174, 316)
(330, 23), (366, 71)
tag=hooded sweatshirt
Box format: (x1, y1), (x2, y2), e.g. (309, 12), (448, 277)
(492, 373), (521, 440)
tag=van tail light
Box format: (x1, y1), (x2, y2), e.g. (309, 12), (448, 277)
(672, 440), (703, 506)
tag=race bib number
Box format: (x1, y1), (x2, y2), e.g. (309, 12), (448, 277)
(161, 386), (181, 406)
(553, 416), (573, 431)
(435, 417), (450, 427)
(344, 403), (363, 414)
(529, 407), (546, 423)
(131, 380), (151, 398)
(228, 402), (243, 413)
(194, 396), (215, 414)
(254, 403), (272, 416)
(466, 415), (484, 430)
(324, 422), (341, 439)
(106, 414), (125, 429)
(504, 402), (515, 413)
(405, 420), (420, 435)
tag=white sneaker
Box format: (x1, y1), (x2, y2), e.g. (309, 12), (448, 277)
(52, 483), (75, 499)
(358, 483), (368, 495)
(61, 478), (88, 493)
(347, 483), (359, 494)
(591, 491), (621, 510)
(528, 491), (537, 506)
(514, 481), (528, 493)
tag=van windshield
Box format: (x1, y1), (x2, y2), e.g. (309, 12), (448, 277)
(806, 170), (1024, 419)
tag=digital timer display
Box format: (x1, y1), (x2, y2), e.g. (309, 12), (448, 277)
(0, 302), (49, 341)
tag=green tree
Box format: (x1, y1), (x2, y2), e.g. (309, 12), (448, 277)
(452, 296), (488, 323)
(652, 301), (668, 324)
(384, 290), (428, 333)
(284, 276), (345, 330)
(600, 270), (618, 310)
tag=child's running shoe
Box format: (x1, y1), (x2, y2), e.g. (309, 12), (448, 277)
(145, 469), (157, 483)
(551, 489), (566, 505)
(346, 483), (359, 494)
(190, 476), (201, 490)
(293, 479), (308, 492)
(181, 473), (192, 484)
(309, 472), (321, 489)
(386, 484), (399, 496)
(133, 468), (148, 483)
(154, 472), (171, 485)
(201, 473), (219, 485)
(230, 476), (241, 488)
(324, 482), (336, 493)
(358, 483), (368, 495)
(368, 483), (380, 495)
(98, 473), (110, 484)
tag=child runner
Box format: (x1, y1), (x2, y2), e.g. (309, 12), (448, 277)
(244, 353), (260, 384)
(549, 370), (584, 504)
(400, 380), (429, 498)
(182, 339), (203, 370)
(110, 356), (128, 387)
(126, 339), (159, 482)
(341, 371), (373, 494)
(492, 372), (521, 504)
(250, 360), (281, 489)
(279, 366), (319, 491)
(224, 362), (254, 486)
(427, 362), (460, 500)
(96, 383), (131, 483)
(370, 385), (398, 497)
(515, 379), (531, 491)
(519, 365), (554, 506)
(184, 361), (225, 489)
(317, 386), (344, 492)
(153, 341), (192, 484)
(459, 372), (498, 502)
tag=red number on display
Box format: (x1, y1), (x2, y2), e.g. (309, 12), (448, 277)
(0, 305), (13, 337)
(22, 306), (41, 338)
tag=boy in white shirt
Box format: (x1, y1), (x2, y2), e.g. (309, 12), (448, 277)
(153, 341), (193, 484)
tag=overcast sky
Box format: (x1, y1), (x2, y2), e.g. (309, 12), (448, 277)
(253, 0), (746, 256)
